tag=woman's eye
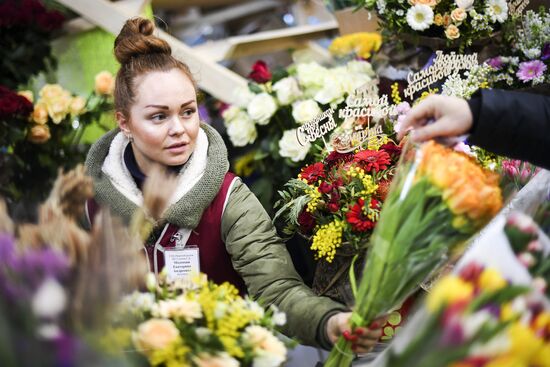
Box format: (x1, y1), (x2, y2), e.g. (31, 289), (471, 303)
(151, 113), (166, 121)
(180, 108), (196, 117)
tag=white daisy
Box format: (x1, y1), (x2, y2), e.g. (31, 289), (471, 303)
(406, 5), (434, 31)
(486, 0), (508, 23)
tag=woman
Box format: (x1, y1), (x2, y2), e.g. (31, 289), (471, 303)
(84, 17), (382, 353)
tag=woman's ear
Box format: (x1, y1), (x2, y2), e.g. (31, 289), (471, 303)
(116, 111), (131, 135)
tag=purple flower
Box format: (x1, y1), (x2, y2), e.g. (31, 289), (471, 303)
(542, 44), (550, 61)
(440, 320), (465, 346)
(516, 60), (547, 82)
(486, 57), (504, 70)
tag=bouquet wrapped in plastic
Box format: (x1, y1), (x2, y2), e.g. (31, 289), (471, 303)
(377, 262), (549, 367)
(325, 140), (504, 366)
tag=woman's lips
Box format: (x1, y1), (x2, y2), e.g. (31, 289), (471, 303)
(166, 142), (188, 154)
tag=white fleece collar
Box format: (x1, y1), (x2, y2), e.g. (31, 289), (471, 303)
(101, 129), (209, 208)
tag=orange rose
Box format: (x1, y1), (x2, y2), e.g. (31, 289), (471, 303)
(132, 319), (180, 354)
(32, 103), (49, 125)
(409, 0), (437, 6)
(28, 124), (51, 144)
(443, 14), (452, 26)
(445, 24), (460, 39)
(94, 71), (115, 95)
(451, 8), (467, 22)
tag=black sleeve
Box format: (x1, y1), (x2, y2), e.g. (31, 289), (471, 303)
(467, 89), (550, 170)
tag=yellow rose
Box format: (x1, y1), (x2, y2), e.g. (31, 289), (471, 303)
(28, 124), (51, 144)
(434, 14), (444, 26)
(478, 268), (506, 291)
(32, 103), (49, 125)
(18, 90), (34, 103)
(133, 319), (180, 354)
(451, 8), (467, 22)
(95, 71), (115, 95)
(445, 24), (461, 39)
(69, 96), (86, 116)
(46, 94), (72, 124)
(39, 84), (65, 102)
(426, 275), (473, 312)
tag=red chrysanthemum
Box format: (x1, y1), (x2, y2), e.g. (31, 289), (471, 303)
(248, 60), (272, 83)
(353, 149), (391, 172)
(300, 162), (325, 184)
(318, 181), (333, 194)
(346, 198), (376, 232)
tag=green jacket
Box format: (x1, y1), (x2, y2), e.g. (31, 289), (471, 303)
(85, 124), (346, 348)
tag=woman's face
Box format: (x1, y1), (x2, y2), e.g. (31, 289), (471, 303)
(118, 68), (199, 175)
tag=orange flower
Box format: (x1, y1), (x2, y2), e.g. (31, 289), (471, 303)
(418, 141), (502, 228)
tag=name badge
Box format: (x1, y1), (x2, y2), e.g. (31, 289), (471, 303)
(164, 245), (200, 281)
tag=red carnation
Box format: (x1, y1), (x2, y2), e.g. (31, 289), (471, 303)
(353, 149), (391, 173)
(0, 86), (33, 120)
(346, 198), (376, 232)
(298, 210), (315, 233)
(300, 162), (325, 184)
(248, 60), (272, 83)
(380, 142), (402, 160)
(324, 151), (353, 168)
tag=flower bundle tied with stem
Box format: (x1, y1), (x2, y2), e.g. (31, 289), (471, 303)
(324, 139), (504, 366)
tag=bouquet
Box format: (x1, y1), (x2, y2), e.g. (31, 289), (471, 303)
(378, 262), (549, 367)
(505, 212), (550, 296)
(222, 59), (376, 209)
(354, 0), (512, 48)
(108, 273), (289, 367)
(0, 72), (114, 203)
(325, 139), (504, 366)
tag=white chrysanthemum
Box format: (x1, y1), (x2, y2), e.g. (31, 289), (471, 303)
(292, 99), (322, 124)
(486, 0), (508, 23)
(272, 77), (302, 105)
(247, 93), (277, 125)
(226, 114), (258, 147)
(523, 47), (541, 59)
(279, 129), (311, 162)
(406, 5), (434, 31)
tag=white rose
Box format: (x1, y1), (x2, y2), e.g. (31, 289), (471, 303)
(222, 105), (243, 126)
(233, 86), (256, 108)
(152, 298), (202, 323)
(253, 350), (286, 367)
(455, 0), (474, 9)
(247, 93), (277, 125)
(346, 60), (375, 78)
(244, 325), (287, 362)
(194, 352), (239, 367)
(292, 99), (322, 124)
(295, 62), (328, 91)
(279, 129), (311, 162)
(32, 278), (67, 318)
(272, 77), (302, 105)
(314, 73), (346, 105)
(227, 115), (257, 147)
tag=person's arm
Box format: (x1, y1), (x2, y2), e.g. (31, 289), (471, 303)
(221, 179), (382, 351)
(399, 90), (550, 169)
(467, 89), (550, 169)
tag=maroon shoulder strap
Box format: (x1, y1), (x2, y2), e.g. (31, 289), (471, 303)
(85, 198), (101, 228)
